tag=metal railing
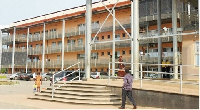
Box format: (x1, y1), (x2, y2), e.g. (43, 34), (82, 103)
(108, 62), (199, 93)
(52, 62), (80, 98)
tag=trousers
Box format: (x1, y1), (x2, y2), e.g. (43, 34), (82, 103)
(121, 88), (137, 107)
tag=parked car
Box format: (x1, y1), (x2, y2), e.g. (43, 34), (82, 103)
(41, 73), (53, 81)
(91, 72), (101, 79)
(10, 73), (20, 80)
(50, 71), (85, 85)
(23, 73), (33, 81)
(17, 73), (26, 80)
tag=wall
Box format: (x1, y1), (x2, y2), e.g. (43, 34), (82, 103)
(107, 86), (199, 109)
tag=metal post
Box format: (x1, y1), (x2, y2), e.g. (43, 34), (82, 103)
(172, 0), (178, 79)
(108, 62), (111, 84)
(0, 30), (2, 72)
(42, 23), (45, 74)
(112, 9), (116, 77)
(78, 62), (80, 81)
(12, 27), (16, 74)
(26, 27), (29, 73)
(140, 64), (143, 88)
(85, 0), (92, 79)
(132, 0), (139, 79)
(180, 65), (182, 92)
(157, 0), (162, 78)
(62, 19), (65, 71)
(131, 1), (134, 76)
(52, 75), (54, 98)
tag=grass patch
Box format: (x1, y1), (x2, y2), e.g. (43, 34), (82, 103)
(0, 76), (7, 79)
(0, 81), (19, 85)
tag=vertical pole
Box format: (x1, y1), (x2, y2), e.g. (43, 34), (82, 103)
(132, 0), (139, 79)
(62, 19), (65, 71)
(131, 0), (134, 76)
(180, 65), (182, 92)
(85, 0), (92, 79)
(42, 23), (45, 74)
(26, 27), (29, 73)
(78, 62), (80, 81)
(0, 30), (2, 72)
(172, 0), (178, 79)
(52, 75), (54, 98)
(157, 0), (162, 78)
(108, 62), (110, 84)
(112, 9), (116, 77)
(12, 27), (16, 74)
(140, 64), (143, 88)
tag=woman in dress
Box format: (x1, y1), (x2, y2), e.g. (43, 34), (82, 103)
(35, 72), (42, 92)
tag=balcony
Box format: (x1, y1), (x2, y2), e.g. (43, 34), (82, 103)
(2, 47), (27, 53)
(2, 34), (27, 45)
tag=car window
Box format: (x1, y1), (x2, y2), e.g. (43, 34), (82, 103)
(91, 73), (97, 75)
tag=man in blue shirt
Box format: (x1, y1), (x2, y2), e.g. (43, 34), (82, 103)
(119, 69), (137, 109)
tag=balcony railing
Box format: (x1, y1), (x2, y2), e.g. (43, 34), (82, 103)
(2, 47), (27, 53)
(28, 47), (42, 55)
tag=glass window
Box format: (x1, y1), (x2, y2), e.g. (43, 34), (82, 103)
(102, 36), (104, 39)
(107, 35), (110, 39)
(101, 52), (104, 56)
(107, 52), (110, 55)
(122, 50), (125, 55)
(78, 39), (83, 46)
(122, 33), (125, 38)
(115, 34), (120, 40)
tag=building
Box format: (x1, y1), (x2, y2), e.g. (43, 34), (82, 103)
(0, 0), (199, 80)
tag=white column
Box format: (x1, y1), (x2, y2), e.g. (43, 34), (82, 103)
(85, 0), (92, 79)
(0, 30), (2, 72)
(132, 0), (139, 79)
(61, 19), (65, 70)
(42, 23), (46, 73)
(157, 0), (162, 78)
(112, 9), (115, 77)
(26, 27), (29, 73)
(12, 27), (16, 74)
(172, 0), (178, 79)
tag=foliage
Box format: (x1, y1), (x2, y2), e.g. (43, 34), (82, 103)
(1, 68), (7, 73)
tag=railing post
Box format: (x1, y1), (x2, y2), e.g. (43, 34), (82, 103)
(52, 75), (54, 98)
(140, 63), (143, 88)
(180, 65), (182, 92)
(108, 62), (111, 84)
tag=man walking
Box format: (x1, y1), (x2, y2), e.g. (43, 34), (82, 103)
(119, 69), (137, 109)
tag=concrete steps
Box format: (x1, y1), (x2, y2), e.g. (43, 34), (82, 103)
(28, 81), (121, 105)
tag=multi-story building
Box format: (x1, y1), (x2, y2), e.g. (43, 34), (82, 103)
(0, 0), (199, 80)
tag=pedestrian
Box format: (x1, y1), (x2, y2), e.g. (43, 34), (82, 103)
(33, 71), (36, 81)
(162, 60), (166, 78)
(166, 60), (171, 78)
(119, 69), (137, 109)
(35, 72), (42, 92)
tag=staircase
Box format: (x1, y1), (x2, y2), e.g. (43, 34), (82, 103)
(28, 81), (121, 105)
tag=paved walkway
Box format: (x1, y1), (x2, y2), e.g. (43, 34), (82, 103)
(0, 79), (162, 109)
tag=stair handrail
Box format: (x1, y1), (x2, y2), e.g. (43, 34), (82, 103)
(52, 62), (80, 99)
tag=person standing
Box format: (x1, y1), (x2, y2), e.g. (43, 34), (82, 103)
(118, 56), (125, 77)
(33, 71), (36, 81)
(35, 72), (42, 92)
(162, 60), (166, 78)
(119, 69), (137, 109)
(166, 60), (171, 78)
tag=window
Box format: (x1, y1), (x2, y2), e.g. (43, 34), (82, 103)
(78, 23), (85, 32)
(57, 55), (60, 60)
(78, 39), (83, 46)
(91, 52), (98, 59)
(92, 21), (100, 29)
(195, 41), (199, 66)
(115, 34), (120, 40)
(52, 42), (56, 49)
(122, 33), (126, 38)
(129, 50), (131, 54)
(58, 41), (62, 49)
(102, 36), (104, 40)
(101, 52), (104, 56)
(122, 50), (125, 55)
(78, 54), (85, 59)
(34, 32), (40, 38)
(108, 35), (110, 39)
(107, 52), (110, 55)
(95, 68), (97, 71)
(101, 68), (104, 71)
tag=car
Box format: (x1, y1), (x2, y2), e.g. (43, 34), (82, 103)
(23, 73), (33, 81)
(91, 72), (101, 79)
(17, 73), (26, 80)
(10, 73), (20, 80)
(50, 71), (85, 85)
(41, 73), (53, 81)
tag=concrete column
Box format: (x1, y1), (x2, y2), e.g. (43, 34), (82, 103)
(85, 0), (92, 79)
(172, 0), (178, 79)
(12, 27), (16, 74)
(42, 23), (46, 73)
(112, 9), (115, 77)
(157, 0), (162, 78)
(26, 27), (29, 73)
(132, 0), (139, 79)
(0, 30), (2, 72)
(61, 19), (65, 70)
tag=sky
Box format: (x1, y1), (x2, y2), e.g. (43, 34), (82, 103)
(0, 0), (99, 29)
